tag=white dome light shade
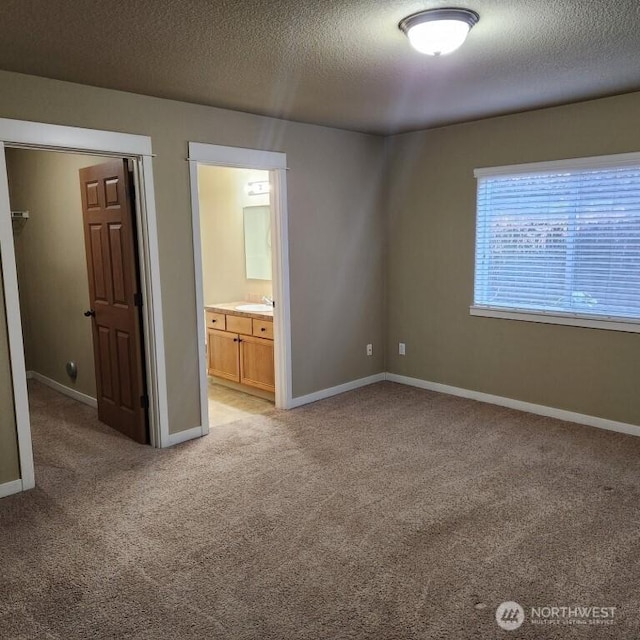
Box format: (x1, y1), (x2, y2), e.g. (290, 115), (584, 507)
(399, 8), (479, 56)
(406, 19), (470, 55)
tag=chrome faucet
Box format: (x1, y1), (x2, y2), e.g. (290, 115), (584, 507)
(262, 296), (274, 307)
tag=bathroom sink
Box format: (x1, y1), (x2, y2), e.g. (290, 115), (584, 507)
(235, 303), (273, 312)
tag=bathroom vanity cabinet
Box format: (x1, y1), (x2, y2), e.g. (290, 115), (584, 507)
(206, 308), (275, 393)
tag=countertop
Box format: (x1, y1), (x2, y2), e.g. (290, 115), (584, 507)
(205, 301), (274, 321)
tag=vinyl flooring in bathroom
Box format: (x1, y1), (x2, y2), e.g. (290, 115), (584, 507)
(208, 381), (274, 428)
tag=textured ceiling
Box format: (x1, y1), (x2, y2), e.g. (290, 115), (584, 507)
(0, 0), (639, 134)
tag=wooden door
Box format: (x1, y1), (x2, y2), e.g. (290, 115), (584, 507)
(208, 329), (240, 381)
(240, 335), (275, 392)
(79, 160), (148, 444)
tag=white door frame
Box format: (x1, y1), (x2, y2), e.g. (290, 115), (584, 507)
(0, 118), (170, 495)
(188, 142), (292, 435)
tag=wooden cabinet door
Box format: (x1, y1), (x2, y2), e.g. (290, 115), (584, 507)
(252, 319), (274, 339)
(239, 335), (275, 392)
(206, 311), (225, 331)
(207, 329), (240, 382)
(226, 314), (252, 335)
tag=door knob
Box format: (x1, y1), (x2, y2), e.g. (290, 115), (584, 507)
(84, 310), (95, 317)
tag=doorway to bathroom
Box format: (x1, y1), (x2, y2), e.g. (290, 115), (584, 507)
(188, 143), (292, 434)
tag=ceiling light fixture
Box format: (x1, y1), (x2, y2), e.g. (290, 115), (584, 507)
(399, 8), (479, 56)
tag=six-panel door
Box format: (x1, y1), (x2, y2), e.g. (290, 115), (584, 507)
(79, 160), (148, 444)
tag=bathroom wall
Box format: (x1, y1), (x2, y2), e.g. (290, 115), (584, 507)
(6, 148), (111, 400)
(198, 166), (272, 304)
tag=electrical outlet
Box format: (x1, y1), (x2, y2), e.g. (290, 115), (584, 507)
(366, 343), (373, 356)
(399, 342), (406, 356)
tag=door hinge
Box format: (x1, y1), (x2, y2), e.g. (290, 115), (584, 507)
(133, 292), (143, 307)
(140, 394), (149, 409)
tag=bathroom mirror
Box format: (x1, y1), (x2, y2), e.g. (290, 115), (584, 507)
(243, 205), (272, 280)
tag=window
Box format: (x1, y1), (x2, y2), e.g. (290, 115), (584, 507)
(472, 153), (640, 332)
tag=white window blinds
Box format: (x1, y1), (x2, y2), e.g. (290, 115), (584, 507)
(474, 156), (640, 323)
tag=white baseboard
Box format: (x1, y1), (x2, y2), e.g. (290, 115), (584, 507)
(167, 373), (386, 445)
(386, 373), (640, 438)
(0, 479), (24, 499)
(27, 371), (98, 409)
(288, 373), (386, 409)
(167, 426), (205, 447)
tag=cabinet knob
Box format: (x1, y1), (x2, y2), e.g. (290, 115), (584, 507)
(211, 319), (216, 323)
(260, 327), (266, 332)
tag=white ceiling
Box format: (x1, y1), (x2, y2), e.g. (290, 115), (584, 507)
(1, 0), (639, 135)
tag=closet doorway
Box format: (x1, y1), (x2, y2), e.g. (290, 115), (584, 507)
(0, 119), (168, 496)
(7, 151), (149, 443)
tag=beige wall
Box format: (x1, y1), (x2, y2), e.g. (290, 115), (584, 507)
(6, 149), (112, 399)
(2, 72), (640, 487)
(0, 264), (20, 484)
(386, 92), (640, 425)
(199, 166), (272, 304)
(0, 69), (386, 461)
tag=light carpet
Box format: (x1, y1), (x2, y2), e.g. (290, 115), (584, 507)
(1, 380), (640, 638)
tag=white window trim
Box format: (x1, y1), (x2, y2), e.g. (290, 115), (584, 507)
(473, 151), (640, 333)
(474, 150), (640, 178)
(470, 306), (640, 333)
